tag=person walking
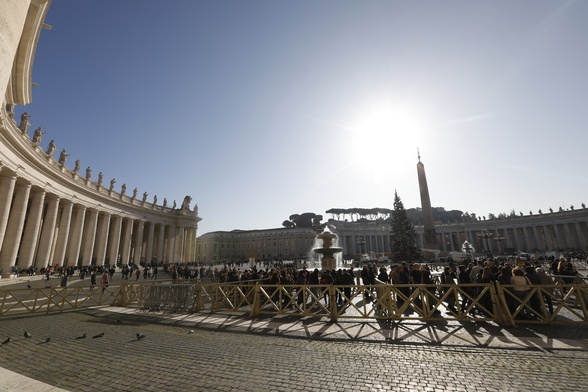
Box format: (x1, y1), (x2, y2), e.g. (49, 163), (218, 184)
(100, 270), (109, 292)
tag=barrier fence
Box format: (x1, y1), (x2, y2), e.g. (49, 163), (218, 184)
(2, 279), (588, 326)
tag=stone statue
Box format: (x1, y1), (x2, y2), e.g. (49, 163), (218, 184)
(153, 195), (157, 205)
(85, 166), (92, 181)
(5, 104), (15, 119)
(73, 159), (80, 174)
(19, 112), (30, 133)
(58, 149), (69, 165)
(194, 204), (198, 213)
(142, 192), (147, 202)
(181, 195), (192, 210)
(46, 140), (56, 156)
(132, 188), (138, 199)
(121, 183), (127, 195)
(163, 198), (167, 208)
(97, 172), (103, 186)
(32, 127), (45, 145)
(109, 178), (116, 190)
(172, 200), (177, 209)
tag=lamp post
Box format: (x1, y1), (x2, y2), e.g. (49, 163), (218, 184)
(495, 234), (505, 255)
(478, 229), (493, 259)
(356, 236), (366, 255)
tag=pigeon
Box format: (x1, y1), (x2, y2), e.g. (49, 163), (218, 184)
(92, 333), (104, 339)
(27, 284), (31, 289)
(45, 337), (51, 343)
(136, 333), (145, 341)
(1, 337), (10, 345)
(24, 331), (32, 339)
(188, 329), (194, 334)
(76, 333), (87, 340)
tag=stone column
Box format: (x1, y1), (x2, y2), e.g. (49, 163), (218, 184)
(562, 223), (574, 249)
(18, 189), (46, 268)
(575, 222), (586, 250)
(52, 201), (73, 266)
(120, 218), (133, 264)
(94, 212), (110, 266)
(66, 205), (86, 267)
(166, 225), (176, 263)
(175, 226), (185, 263)
(36, 195), (60, 268)
(531, 226), (542, 251)
(157, 224), (165, 263)
(522, 227), (532, 252)
(0, 173), (17, 253)
(542, 225), (554, 250)
(81, 209), (98, 265)
(513, 227), (522, 251)
(553, 224), (563, 250)
(145, 222), (155, 264)
(133, 220), (145, 265)
(107, 215), (122, 265)
(184, 227), (194, 262)
(0, 182), (31, 277)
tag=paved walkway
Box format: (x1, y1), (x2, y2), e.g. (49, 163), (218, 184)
(2, 273), (588, 391)
(1, 304), (588, 391)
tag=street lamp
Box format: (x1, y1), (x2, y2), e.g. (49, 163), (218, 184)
(478, 229), (493, 258)
(356, 236), (366, 255)
(495, 234), (505, 255)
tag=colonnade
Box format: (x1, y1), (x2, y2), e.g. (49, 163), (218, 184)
(0, 168), (199, 277)
(425, 217), (588, 254)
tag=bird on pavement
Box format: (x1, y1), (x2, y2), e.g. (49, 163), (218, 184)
(92, 333), (104, 339)
(45, 337), (51, 343)
(76, 333), (87, 340)
(27, 284), (31, 289)
(1, 337), (10, 345)
(136, 333), (145, 341)
(188, 329), (194, 334)
(24, 331), (32, 339)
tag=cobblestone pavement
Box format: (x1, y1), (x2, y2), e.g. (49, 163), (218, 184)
(1, 307), (588, 392)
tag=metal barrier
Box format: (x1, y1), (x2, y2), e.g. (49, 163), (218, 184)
(3, 279), (588, 326)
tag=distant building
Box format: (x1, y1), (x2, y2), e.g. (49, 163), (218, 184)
(197, 228), (316, 262)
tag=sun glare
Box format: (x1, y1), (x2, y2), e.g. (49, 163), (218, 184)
(349, 106), (423, 168)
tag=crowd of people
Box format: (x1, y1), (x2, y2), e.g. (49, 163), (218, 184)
(10, 254), (585, 320)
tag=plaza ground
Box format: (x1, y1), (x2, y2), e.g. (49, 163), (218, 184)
(1, 271), (588, 391)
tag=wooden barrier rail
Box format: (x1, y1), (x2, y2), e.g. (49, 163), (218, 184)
(2, 280), (588, 326)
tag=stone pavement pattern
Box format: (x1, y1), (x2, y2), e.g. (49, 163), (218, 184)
(1, 308), (588, 392)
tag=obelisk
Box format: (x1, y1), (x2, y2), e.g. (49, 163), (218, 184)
(416, 150), (438, 250)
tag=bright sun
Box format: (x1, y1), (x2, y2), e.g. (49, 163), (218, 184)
(349, 105), (423, 167)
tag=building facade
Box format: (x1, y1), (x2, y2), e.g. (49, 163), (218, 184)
(0, 1), (201, 278)
(197, 228), (316, 262)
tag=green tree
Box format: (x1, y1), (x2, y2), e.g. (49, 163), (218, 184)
(390, 191), (421, 261)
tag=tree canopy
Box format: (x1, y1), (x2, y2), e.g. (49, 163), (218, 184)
(390, 191), (421, 262)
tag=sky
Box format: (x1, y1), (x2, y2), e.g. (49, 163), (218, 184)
(22, 1), (588, 235)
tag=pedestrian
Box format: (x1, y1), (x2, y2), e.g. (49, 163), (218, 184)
(90, 269), (97, 290)
(100, 270), (109, 292)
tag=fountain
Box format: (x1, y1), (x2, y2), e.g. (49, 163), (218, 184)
(313, 227), (343, 271)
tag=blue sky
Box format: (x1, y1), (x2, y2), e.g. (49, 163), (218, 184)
(23, 1), (588, 234)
